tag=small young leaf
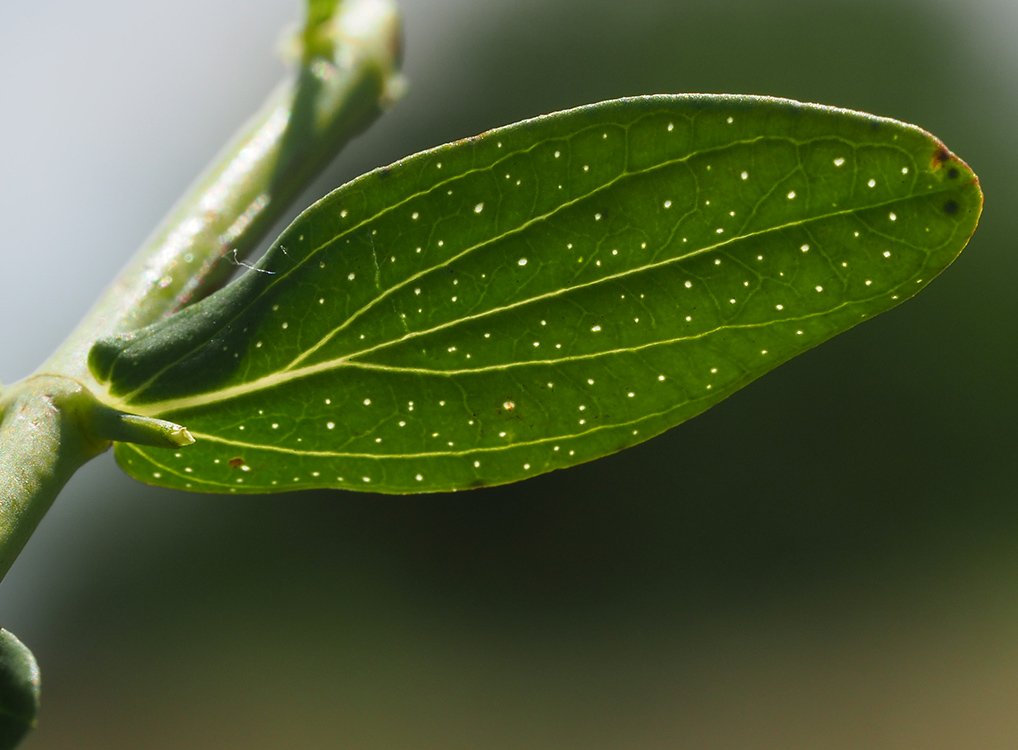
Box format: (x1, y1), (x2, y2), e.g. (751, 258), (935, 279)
(0, 629), (40, 749)
(93, 95), (982, 494)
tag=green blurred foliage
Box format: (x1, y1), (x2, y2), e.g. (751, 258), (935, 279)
(1, 0), (1016, 748)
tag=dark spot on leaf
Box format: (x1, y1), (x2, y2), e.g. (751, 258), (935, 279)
(947, 167), (960, 180)
(467, 478), (489, 490)
(943, 199), (960, 215)
(228, 457), (246, 468)
(932, 147), (951, 168)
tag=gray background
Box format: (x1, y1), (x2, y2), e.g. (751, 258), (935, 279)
(1, 0), (1016, 747)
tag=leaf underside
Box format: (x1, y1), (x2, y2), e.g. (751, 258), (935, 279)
(92, 95), (982, 494)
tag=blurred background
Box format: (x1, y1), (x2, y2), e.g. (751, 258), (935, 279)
(0, 0), (1016, 747)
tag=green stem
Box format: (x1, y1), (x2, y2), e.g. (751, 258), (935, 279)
(0, 0), (403, 582)
(0, 378), (110, 578)
(42, 0), (402, 387)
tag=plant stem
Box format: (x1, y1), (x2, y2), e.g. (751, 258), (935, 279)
(42, 0), (402, 388)
(0, 0), (403, 582)
(0, 378), (110, 578)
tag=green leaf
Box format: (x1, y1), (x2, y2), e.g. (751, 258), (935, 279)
(91, 95), (982, 494)
(0, 629), (40, 749)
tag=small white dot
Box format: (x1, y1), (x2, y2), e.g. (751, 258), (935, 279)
(801, 244), (810, 253)
(740, 171), (749, 180)
(833, 157), (846, 167)
(363, 398), (372, 406)
(867, 178), (877, 188)
(518, 257), (528, 266)
(787, 190), (797, 200)
(474, 202), (484, 214)
(883, 250), (892, 258)
(815, 285), (824, 293)
(663, 200), (672, 209)
(326, 421), (335, 429)
(591, 325), (602, 332)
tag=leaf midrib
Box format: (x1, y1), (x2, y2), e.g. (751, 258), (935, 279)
(116, 175), (956, 418)
(108, 130), (888, 406)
